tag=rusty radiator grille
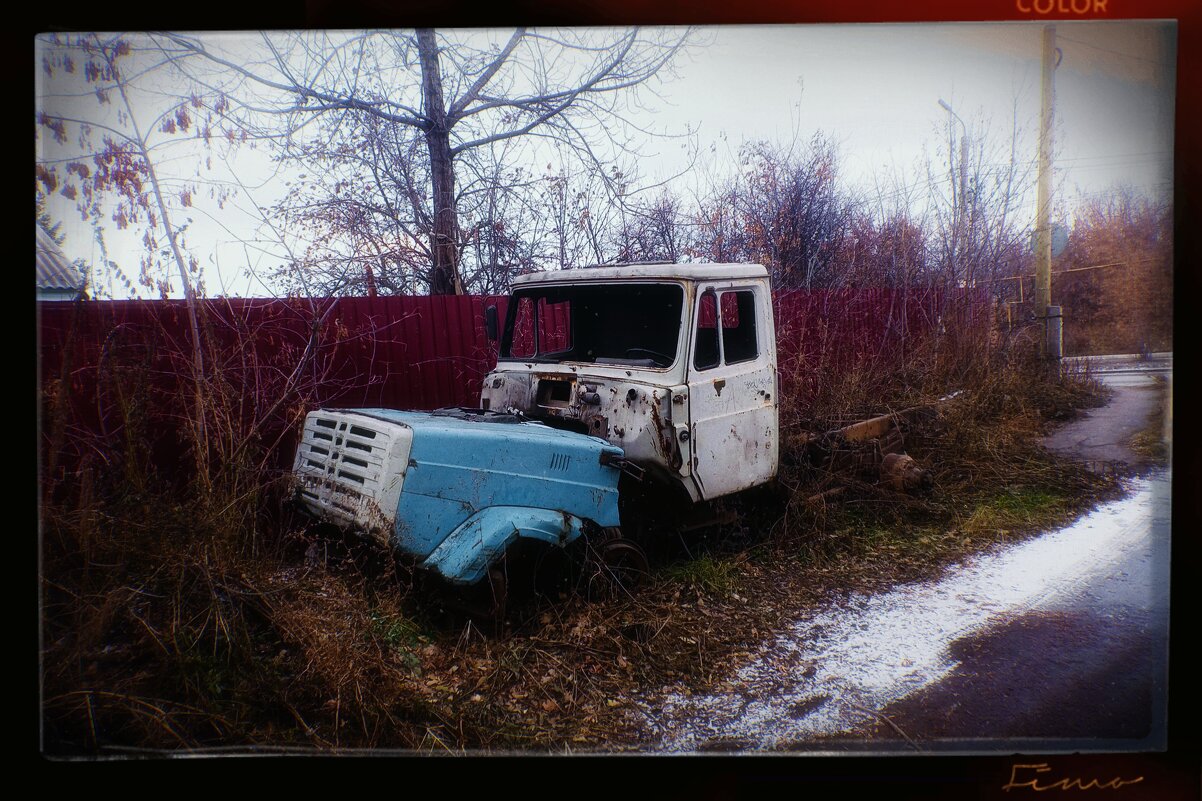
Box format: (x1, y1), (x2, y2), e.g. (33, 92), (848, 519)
(296, 414), (399, 518)
(291, 410), (413, 549)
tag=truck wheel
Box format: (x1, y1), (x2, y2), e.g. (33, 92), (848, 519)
(585, 528), (649, 601)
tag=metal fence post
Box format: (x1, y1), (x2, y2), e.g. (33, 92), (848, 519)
(1047, 305), (1063, 363)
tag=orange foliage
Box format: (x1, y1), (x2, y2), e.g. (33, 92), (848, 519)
(1058, 188), (1172, 355)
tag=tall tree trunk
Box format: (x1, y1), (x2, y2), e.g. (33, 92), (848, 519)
(417, 29), (464, 296)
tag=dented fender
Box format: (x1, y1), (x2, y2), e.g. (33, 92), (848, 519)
(419, 506), (587, 586)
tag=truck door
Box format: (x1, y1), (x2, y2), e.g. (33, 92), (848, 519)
(685, 283), (778, 500)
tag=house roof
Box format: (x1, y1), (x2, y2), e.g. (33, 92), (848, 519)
(36, 225), (85, 292)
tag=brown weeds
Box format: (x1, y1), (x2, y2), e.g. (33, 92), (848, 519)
(40, 305), (1116, 754)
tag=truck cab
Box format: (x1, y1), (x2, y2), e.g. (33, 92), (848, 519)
(480, 263), (779, 505)
(292, 263), (781, 609)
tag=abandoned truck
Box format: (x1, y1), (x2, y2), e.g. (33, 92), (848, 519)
(292, 263), (927, 605)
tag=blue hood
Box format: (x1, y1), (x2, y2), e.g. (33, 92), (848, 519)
(343, 409), (623, 561)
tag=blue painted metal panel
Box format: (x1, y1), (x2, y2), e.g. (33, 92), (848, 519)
(345, 410), (622, 569)
(420, 506), (586, 585)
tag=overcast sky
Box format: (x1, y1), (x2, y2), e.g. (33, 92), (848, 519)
(37, 21), (1176, 298)
(657, 22), (1173, 198)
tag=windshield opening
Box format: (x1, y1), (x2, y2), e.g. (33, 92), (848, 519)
(499, 282), (684, 368)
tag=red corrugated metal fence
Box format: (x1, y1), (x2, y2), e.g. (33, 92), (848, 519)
(38, 287), (990, 479)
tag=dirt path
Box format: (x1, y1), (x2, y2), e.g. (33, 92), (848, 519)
(1042, 367), (1169, 472)
(638, 366), (1171, 753)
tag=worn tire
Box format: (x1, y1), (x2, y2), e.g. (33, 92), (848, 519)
(583, 527), (649, 601)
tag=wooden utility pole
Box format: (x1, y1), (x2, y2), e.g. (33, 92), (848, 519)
(1034, 25), (1057, 358)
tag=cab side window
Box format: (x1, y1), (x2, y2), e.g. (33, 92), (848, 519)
(537, 297), (571, 353)
(693, 290), (720, 370)
(694, 288), (758, 370)
(509, 297), (536, 358)
(720, 290), (758, 364)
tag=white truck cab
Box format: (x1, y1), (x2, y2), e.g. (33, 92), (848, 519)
(480, 263), (779, 504)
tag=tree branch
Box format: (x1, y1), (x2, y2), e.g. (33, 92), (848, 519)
(447, 29), (527, 120)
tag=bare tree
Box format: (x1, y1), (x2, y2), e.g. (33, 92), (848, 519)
(538, 158), (629, 270)
(927, 107), (1035, 291)
(613, 188), (690, 264)
(686, 141), (752, 264)
(1060, 186), (1172, 353)
(457, 145), (552, 292)
(724, 136), (853, 289)
(37, 33), (225, 472)
(165, 28), (692, 295)
(37, 35), (208, 317)
(266, 111), (435, 297)
(858, 158), (936, 289)
(37, 32), (345, 496)
(832, 209), (929, 289)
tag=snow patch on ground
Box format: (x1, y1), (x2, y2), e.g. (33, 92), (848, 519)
(645, 473), (1169, 752)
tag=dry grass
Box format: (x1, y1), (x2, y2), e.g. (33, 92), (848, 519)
(1128, 376), (1169, 466)
(40, 318), (1118, 754)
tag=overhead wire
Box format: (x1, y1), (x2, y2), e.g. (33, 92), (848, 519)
(1056, 35), (1163, 67)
